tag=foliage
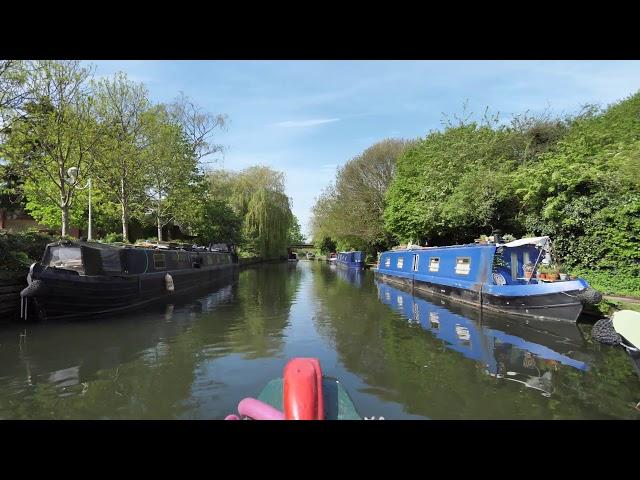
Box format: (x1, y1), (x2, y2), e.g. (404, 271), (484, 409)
(101, 232), (125, 243)
(311, 139), (409, 255)
(288, 215), (305, 244)
(202, 167), (294, 258)
(0, 230), (53, 269)
(1, 61), (101, 236)
(318, 236), (337, 255)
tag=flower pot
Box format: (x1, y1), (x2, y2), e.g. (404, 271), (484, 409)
(548, 273), (559, 281)
(539, 273), (547, 280)
(559, 273), (567, 281)
(524, 271), (533, 280)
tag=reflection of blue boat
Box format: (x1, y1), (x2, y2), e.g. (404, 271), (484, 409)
(336, 251), (364, 270)
(334, 266), (363, 288)
(375, 280), (589, 393)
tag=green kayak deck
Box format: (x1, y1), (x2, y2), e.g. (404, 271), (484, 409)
(257, 376), (362, 420)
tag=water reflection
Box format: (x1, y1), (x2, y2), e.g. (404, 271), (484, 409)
(334, 267), (363, 288)
(376, 280), (589, 398)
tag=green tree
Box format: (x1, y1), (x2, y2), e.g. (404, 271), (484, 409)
(319, 236), (336, 255)
(92, 72), (151, 241)
(288, 215), (305, 244)
(311, 139), (409, 254)
(141, 105), (199, 241)
(2, 61), (100, 236)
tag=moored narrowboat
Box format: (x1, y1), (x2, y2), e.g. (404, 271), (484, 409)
(336, 251), (364, 269)
(20, 240), (239, 321)
(373, 236), (602, 323)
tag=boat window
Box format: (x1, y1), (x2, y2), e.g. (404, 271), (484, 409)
(412, 254), (419, 272)
(511, 252), (518, 280)
(429, 257), (440, 272)
(46, 246), (84, 272)
(397, 257), (404, 269)
(384, 256), (391, 267)
(523, 251), (530, 265)
(153, 253), (166, 270)
(455, 257), (471, 275)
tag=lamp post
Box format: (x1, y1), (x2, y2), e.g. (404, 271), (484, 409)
(66, 167), (92, 241)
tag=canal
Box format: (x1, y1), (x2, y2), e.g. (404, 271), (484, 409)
(1, 261), (639, 419)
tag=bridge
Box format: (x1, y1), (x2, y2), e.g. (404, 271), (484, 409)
(288, 243), (315, 249)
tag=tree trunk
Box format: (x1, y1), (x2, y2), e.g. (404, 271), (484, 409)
(61, 204), (69, 237)
(157, 214), (162, 242)
(121, 179), (129, 241)
(121, 202), (129, 242)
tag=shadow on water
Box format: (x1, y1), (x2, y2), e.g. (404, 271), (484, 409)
(311, 263), (640, 419)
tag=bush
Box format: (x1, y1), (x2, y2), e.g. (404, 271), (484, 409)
(0, 230), (54, 270)
(575, 268), (640, 298)
(101, 232), (125, 243)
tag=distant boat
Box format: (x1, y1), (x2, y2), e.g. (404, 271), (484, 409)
(20, 240), (238, 321)
(373, 236), (601, 323)
(306, 252), (315, 260)
(336, 251), (364, 270)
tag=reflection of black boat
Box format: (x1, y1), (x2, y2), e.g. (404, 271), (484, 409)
(21, 240), (239, 321)
(375, 280), (591, 395)
(1, 279), (238, 392)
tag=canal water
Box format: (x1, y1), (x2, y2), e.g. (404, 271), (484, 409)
(1, 261), (639, 420)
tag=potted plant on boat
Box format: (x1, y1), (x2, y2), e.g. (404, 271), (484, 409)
(558, 265), (568, 281)
(538, 264), (548, 280)
(547, 264), (560, 281)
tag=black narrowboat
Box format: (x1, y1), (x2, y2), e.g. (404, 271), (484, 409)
(20, 240), (239, 321)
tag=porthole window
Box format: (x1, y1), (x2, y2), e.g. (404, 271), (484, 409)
(455, 257), (471, 275)
(429, 257), (440, 272)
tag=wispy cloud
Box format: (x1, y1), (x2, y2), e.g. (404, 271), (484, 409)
(273, 118), (340, 128)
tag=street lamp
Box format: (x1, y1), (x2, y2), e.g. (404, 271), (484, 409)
(66, 167), (92, 241)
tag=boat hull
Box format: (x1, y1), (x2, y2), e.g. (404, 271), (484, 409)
(27, 264), (238, 321)
(374, 270), (585, 322)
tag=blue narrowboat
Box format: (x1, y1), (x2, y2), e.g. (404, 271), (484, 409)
(373, 237), (602, 323)
(336, 251), (365, 269)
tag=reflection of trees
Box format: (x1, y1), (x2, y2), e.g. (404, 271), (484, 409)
(311, 269), (640, 419)
(221, 264), (301, 359)
(0, 278), (240, 419)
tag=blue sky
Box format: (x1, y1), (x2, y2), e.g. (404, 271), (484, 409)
(90, 60), (640, 239)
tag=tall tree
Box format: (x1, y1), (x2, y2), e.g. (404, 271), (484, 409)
(0, 60), (30, 126)
(2, 61), (99, 236)
(169, 91), (227, 165)
(141, 105), (198, 241)
(311, 138), (409, 252)
(92, 72), (151, 241)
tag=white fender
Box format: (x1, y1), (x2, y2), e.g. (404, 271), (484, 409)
(165, 273), (175, 292)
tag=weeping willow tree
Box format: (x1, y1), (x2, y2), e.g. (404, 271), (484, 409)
(243, 187), (293, 258)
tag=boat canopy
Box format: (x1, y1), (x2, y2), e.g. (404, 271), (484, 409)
(503, 236), (550, 248)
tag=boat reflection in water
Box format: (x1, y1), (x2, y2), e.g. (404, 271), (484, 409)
(375, 280), (590, 397)
(334, 265), (363, 288)
(0, 275), (238, 398)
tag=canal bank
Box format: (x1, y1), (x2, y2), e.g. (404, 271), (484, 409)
(0, 261), (638, 419)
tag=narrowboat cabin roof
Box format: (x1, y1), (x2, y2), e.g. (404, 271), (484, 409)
(41, 240), (236, 276)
